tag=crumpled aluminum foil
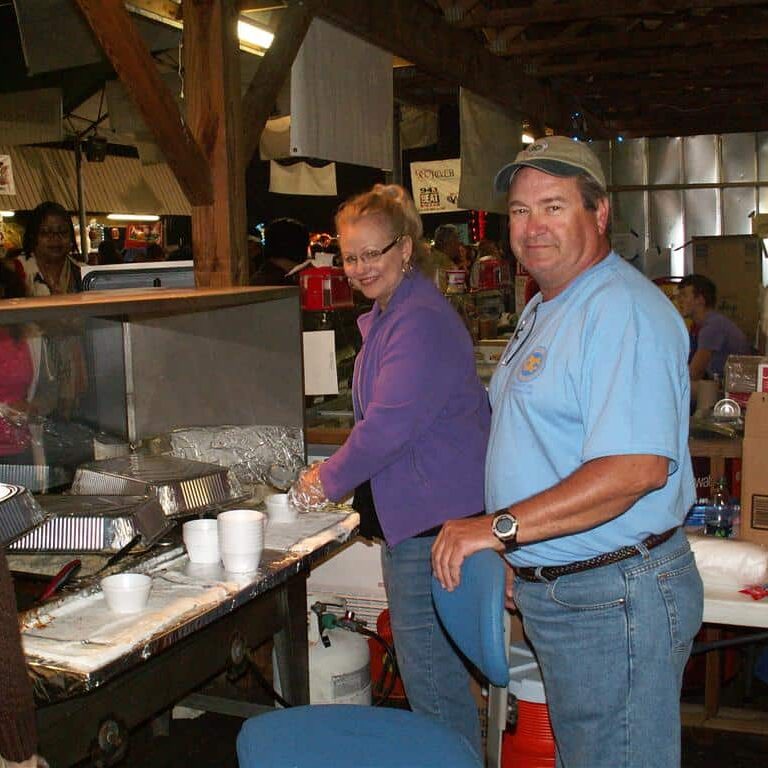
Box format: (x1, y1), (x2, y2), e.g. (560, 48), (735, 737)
(169, 425), (305, 491)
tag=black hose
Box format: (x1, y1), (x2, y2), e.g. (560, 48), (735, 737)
(246, 651), (294, 709)
(357, 626), (400, 706)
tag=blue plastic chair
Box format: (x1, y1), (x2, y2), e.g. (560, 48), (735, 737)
(236, 549), (509, 768)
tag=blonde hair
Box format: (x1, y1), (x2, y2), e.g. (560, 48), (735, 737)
(335, 184), (430, 268)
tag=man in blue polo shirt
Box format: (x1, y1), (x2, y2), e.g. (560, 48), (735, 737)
(433, 136), (703, 768)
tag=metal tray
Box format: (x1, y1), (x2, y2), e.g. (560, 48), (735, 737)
(0, 464), (72, 493)
(70, 455), (245, 517)
(9, 495), (171, 554)
(0, 483), (50, 546)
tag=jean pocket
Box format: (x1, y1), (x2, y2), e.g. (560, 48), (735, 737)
(656, 553), (704, 654)
(549, 569), (627, 611)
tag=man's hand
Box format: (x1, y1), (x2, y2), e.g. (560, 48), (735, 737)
(431, 515), (504, 591)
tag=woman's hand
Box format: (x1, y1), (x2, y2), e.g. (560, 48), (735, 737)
(287, 463), (328, 512)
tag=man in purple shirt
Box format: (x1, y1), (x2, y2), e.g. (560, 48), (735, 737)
(677, 274), (752, 380)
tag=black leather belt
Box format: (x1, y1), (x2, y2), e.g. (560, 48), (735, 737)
(514, 527), (678, 582)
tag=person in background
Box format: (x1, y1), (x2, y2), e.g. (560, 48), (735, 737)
(0, 263), (38, 465)
(677, 273), (752, 381)
(252, 217), (309, 286)
(288, 184), (489, 761)
(433, 223), (461, 266)
(96, 239), (122, 266)
(432, 136), (702, 768)
(13, 202), (82, 296)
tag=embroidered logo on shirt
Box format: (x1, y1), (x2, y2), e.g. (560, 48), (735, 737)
(517, 346), (547, 381)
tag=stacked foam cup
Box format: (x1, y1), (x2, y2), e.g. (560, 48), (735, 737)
(265, 493), (299, 524)
(182, 519), (220, 565)
(217, 509), (266, 573)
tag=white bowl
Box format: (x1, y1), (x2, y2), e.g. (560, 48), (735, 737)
(265, 493), (298, 524)
(101, 573), (152, 615)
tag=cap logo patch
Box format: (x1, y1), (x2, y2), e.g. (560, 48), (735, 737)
(527, 141), (549, 154)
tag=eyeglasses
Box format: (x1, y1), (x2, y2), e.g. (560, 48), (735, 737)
(501, 301), (540, 366)
(39, 228), (70, 239)
(342, 234), (403, 268)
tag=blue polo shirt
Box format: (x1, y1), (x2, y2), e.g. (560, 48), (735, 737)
(486, 252), (695, 567)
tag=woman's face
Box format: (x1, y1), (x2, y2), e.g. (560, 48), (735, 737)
(339, 215), (411, 309)
(35, 214), (72, 265)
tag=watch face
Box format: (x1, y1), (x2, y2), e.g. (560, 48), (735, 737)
(493, 513), (518, 541)
(495, 516), (514, 535)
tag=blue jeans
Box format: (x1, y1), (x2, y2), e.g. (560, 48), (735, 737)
(513, 528), (703, 768)
(381, 536), (482, 763)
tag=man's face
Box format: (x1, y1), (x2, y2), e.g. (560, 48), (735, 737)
(676, 285), (697, 318)
(507, 167), (609, 299)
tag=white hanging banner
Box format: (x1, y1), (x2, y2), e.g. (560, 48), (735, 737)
(0, 155), (16, 195)
(410, 159), (465, 214)
(269, 161), (337, 196)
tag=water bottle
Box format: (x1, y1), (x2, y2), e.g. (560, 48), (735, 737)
(705, 476), (733, 538)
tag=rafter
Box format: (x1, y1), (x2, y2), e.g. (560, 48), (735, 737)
(72, 0), (212, 205)
(496, 17), (768, 56)
(535, 44), (768, 77)
(313, 0), (609, 137)
(452, 0), (768, 28)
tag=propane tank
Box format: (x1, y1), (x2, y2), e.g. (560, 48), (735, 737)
(308, 594), (372, 706)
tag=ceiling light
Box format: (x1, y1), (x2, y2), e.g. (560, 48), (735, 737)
(107, 214), (160, 222)
(0, 210), (14, 218)
(237, 19), (274, 49)
(522, 133), (535, 144)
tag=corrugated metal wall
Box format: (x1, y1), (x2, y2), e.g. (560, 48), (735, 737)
(594, 133), (768, 278)
(0, 145), (191, 215)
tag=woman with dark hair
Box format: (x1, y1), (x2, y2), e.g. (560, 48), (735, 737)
(0, 263), (38, 464)
(14, 202), (82, 296)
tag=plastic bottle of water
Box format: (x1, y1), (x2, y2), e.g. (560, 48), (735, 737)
(705, 476), (733, 537)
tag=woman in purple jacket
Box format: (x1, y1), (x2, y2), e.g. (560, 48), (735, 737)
(292, 184), (490, 759)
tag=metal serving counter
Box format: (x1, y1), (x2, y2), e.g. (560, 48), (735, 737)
(20, 509), (358, 767)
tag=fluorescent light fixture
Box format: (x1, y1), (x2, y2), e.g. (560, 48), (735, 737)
(107, 214), (160, 222)
(0, 210), (14, 218)
(237, 19), (274, 49)
(521, 133), (535, 144)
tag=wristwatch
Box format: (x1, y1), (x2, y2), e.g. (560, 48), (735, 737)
(491, 511), (519, 550)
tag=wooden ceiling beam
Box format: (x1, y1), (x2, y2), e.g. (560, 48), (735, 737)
(313, 0), (610, 138)
(497, 18), (768, 56)
(453, 0), (768, 28)
(72, 0), (212, 205)
(535, 44), (768, 76)
(241, 1), (315, 166)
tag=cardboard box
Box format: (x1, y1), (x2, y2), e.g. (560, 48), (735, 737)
(692, 235), (763, 340)
(751, 213), (768, 238)
(739, 391), (768, 547)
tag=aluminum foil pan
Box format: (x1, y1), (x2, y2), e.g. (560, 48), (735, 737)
(9, 495), (171, 553)
(0, 483), (50, 546)
(70, 455), (245, 517)
(0, 464), (72, 493)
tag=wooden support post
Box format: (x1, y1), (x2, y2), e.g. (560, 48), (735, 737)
(184, 0), (248, 287)
(241, 1), (316, 167)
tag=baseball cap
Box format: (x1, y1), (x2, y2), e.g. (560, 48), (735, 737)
(494, 136), (606, 194)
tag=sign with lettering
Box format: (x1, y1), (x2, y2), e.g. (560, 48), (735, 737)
(410, 159), (465, 214)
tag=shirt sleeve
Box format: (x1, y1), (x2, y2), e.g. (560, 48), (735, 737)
(320, 305), (466, 501)
(577, 290), (687, 474)
(696, 317), (726, 355)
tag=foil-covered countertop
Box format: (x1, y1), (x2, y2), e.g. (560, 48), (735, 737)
(21, 508), (359, 703)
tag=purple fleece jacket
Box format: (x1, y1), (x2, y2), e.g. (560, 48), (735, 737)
(319, 271), (490, 546)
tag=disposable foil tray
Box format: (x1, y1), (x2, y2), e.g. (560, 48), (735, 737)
(0, 483), (50, 547)
(0, 464), (72, 493)
(70, 455), (245, 517)
(9, 495), (170, 554)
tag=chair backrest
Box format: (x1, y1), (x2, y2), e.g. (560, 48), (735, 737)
(431, 549), (510, 687)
